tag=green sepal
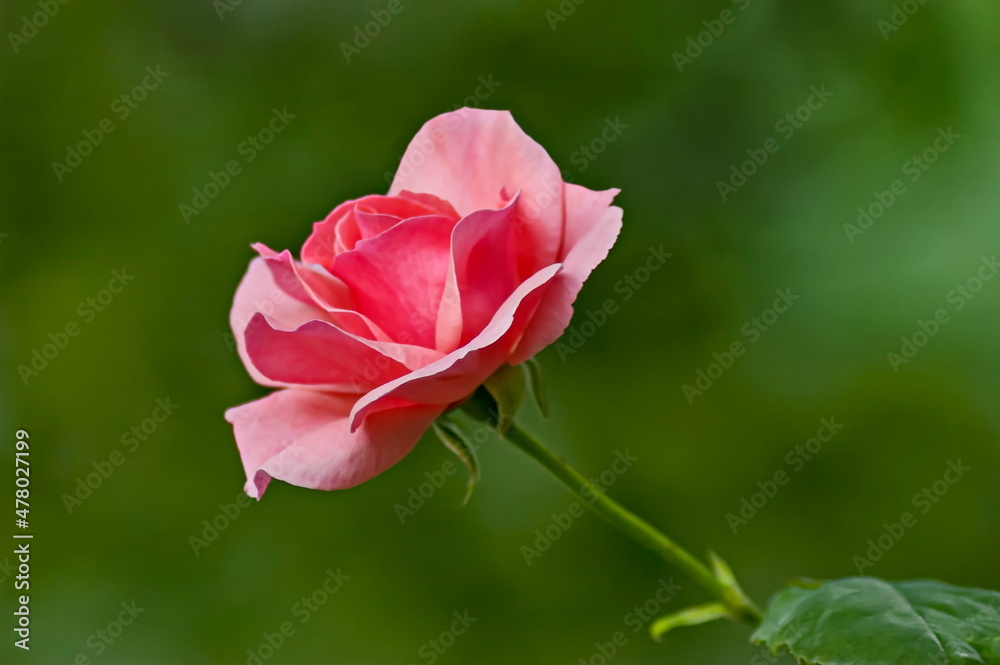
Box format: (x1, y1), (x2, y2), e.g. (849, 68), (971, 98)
(650, 602), (731, 641)
(523, 356), (550, 418)
(480, 363), (527, 434)
(432, 419), (479, 505)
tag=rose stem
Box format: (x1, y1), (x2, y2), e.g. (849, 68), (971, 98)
(501, 420), (762, 627)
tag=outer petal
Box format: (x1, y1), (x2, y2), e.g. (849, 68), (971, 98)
(389, 109), (565, 280)
(244, 314), (442, 393)
(509, 184), (623, 364)
(230, 258), (335, 388)
(350, 263), (562, 430)
(225, 390), (444, 498)
(332, 215), (458, 348)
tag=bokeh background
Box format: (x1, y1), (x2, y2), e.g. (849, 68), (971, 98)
(3, 0), (1000, 662)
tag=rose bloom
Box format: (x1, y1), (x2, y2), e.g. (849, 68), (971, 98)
(226, 109), (622, 498)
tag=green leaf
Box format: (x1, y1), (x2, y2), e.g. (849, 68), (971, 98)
(523, 357), (550, 418)
(482, 363), (527, 434)
(753, 577), (1000, 665)
(432, 420), (479, 505)
(650, 603), (731, 641)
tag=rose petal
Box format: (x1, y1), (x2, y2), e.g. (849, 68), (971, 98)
(350, 263), (562, 430)
(244, 314), (444, 392)
(355, 194), (448, 220)
(332, 215), (459, 348)
(226, 390), (443, 498)
(351, 208), (403, 241)
(302, 194), (461, 270)
(301, 198), (358, 268)
(230, 258), (335, 388)
(436, 196), (521, 352)
(509, 184), (623, 364)
(252, 243), (387, 341)
(396, 190), (461, 219)
(389, 109), (565, 280)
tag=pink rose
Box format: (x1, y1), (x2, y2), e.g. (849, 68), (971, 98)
(226, 108), (622, 498)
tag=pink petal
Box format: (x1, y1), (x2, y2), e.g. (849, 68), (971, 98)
(301, 194), (461, 270)
(389, 109), (565, 280)
(252, 244), (345, 306)
(225, 390), (444, 498)
(355, 193), (451, 220)
(301, 198), (358, 269)
(351, 208), (403, 241)
(509, 184), (623, 364)
(396, 190), (461, 219)
(252, 243), (386, 341)
(332, 215), (458, 348)
(349, 263), (562, 430)
(230, 258), (335, 388)
(436, 196), (521, 352)
(244, 314), (442, 392)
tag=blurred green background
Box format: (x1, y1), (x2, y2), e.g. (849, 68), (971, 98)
(3, 0), (1000, 662)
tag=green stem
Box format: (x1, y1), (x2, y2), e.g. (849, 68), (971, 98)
(502, 420), (761, 627)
